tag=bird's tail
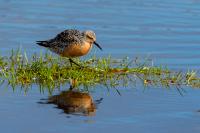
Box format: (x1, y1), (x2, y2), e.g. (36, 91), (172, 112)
(36, 41), (49, 48)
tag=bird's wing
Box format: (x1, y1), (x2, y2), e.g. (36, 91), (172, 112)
(43, 29), (83, 55)
(49, 29), (83, 47)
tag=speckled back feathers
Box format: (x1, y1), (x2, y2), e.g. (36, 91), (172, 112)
(38, 29), (85, 55)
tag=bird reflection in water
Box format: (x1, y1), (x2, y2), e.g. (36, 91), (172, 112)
(40, 79), (103, 116)
(48, 90), (99, 116)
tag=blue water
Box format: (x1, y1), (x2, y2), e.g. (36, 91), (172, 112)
(1, 0), (200, 133)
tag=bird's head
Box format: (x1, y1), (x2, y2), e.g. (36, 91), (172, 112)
(83, 30), (102, 51)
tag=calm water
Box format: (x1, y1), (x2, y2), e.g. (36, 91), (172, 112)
(1, 0), (200, 132)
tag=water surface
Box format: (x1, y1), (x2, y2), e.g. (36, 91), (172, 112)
(0, 0), (200, 133)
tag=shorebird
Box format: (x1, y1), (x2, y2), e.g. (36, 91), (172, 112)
(36, 29), (102, 66)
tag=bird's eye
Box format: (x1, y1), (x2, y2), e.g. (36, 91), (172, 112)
(87, 35), (93, 40)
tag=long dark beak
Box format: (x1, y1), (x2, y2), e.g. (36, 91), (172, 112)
(94, 41), (103, 51)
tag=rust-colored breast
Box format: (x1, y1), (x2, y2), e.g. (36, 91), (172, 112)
(61, 42), (92, 58)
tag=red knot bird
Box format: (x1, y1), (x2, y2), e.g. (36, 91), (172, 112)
(36, 29), (102, 66)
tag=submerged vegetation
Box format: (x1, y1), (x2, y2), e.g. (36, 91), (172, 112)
(0, 49), (200, 94)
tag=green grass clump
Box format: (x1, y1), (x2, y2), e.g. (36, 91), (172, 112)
(0, 49), (200, 94)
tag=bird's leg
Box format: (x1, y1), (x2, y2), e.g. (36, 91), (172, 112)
(69, 58), (73, 67)
(69, 58), (81, 67)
